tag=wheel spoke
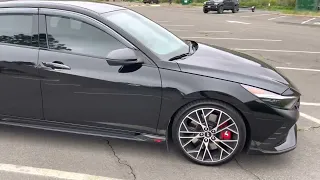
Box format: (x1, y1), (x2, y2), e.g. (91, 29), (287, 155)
(214, 123), (236, 134)
(204, 109), (214, 118)
(219, 149), (223, 160)
(183, 134), (200, 147)
(215, 111), (222, 129)
(216, 118), (231, 129)
(187, 116), (205, 128)
(215, 138), (235, 151)
(196, 140), (204, 159)
(180, 131), (203, 134)
(201, 109), (209, 128)
(182, 122), (189, 132)
(180, 133), (200, 139)
(204, 142), (213, 162)
(227, 127), (238, 135)
(210, 139), (230, 155)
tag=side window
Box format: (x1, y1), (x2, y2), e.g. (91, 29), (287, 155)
(0, 15), (37, 47)
(46, 16), (126, 57)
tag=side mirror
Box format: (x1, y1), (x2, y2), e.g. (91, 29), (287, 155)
(106, 48), (143, 66)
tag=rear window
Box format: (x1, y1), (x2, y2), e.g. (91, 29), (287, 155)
(0, 15), (37, 47)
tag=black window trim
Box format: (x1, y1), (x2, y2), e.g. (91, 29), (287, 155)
(0, 8), (39, 49)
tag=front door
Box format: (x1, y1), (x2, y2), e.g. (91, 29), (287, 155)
(0, 8), (43, 120)
(38, 9), (162, 133)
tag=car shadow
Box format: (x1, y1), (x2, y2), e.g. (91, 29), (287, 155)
(0, 125), (294, 170)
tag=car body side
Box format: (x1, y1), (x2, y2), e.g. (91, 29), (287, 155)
(0, 1), (298, 154)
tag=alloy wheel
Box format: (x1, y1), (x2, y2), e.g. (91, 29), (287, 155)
(178, 107), (239, 163)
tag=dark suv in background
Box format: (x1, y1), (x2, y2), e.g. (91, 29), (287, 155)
(203, 0), (239, 14)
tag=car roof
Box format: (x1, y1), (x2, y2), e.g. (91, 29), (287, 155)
(0, 0), (125, 14)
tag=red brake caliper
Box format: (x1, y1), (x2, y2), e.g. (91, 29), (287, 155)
(219, 122), (232, 140)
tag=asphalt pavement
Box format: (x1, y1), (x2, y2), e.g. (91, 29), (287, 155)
(1, 3), (320, 180)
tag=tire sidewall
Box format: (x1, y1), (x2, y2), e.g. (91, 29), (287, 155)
(172, 101), (246, 166)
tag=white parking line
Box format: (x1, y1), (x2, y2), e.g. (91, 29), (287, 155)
(301, 18), (316, 24)
(276, 67), (320, 72)
(198, 30), (230, 33)
(0, 163), (122, 180)
(162, 24), (194, 27)
(301, 102), (320, 106)
(300, 113), (320, 124)
(169, 30), (229, 33)
(314, 22), (320, 25)
(182, 37), (281, 42)
(241, 14), (272, 18)
(268, 16), (286, 21)
(227, 20), (251, 25)
(234, 48), (320, 54)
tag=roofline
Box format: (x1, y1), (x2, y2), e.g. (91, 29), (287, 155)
(0, 1), (125, 16)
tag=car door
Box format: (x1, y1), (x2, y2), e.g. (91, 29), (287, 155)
(0, 8), (43, 120)
(223, 0), (232, 9)
(38, 9), (162, 134)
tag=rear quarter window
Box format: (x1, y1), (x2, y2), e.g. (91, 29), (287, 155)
(0, 15), (37, 47)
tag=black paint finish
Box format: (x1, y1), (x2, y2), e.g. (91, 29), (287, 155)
(0, 1), (300, 154)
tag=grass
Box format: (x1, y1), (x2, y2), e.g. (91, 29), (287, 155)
(277, 9), (320, 17)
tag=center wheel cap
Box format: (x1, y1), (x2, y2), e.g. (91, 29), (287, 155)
(205, 131), (212, 138)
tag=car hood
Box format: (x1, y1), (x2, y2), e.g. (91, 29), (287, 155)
(176, 43), (299, 94)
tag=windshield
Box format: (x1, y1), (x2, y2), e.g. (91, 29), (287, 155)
(103, 10), (189, 60)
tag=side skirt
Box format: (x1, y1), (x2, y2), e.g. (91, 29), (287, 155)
(0, 117), (166, 143)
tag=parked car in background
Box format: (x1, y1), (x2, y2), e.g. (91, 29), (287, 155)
(143, 0), (159, 4)
(203, 0), (239, 14)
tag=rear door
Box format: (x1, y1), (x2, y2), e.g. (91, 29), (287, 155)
(224, 0), (232, 9)
(38, 9), (162, 133)
(0, 8), (43, 120)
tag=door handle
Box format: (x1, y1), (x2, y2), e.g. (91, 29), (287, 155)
(42, 61), (71, 70)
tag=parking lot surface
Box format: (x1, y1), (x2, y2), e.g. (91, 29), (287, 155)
(1, 3), (320, 180)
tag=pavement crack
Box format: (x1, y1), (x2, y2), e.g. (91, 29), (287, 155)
(235, 157), (261, 180)
(106, 140), (136, 180)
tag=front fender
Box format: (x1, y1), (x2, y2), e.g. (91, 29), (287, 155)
(156, 69), (257, 135)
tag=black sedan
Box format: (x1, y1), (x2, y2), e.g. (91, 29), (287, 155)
(0, 1), (300, 166)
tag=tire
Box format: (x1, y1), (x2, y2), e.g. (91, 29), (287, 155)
(203, 8), (209, 13)
(217, 6), (223, 14)
(232, 6), (238, 13)
(172, 100), (246, 166)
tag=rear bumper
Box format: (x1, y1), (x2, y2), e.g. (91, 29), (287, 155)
(203, 5), (219, 11)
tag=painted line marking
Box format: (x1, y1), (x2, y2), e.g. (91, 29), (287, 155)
(276, 67), (320, 72)
(241, 14), (272, 18)
(162, 24), (194, 27)
(301, 18), (316, 24)
(300, 113), (320, 124)
(182, 37), (281, 42)
(301, 102), (320, 106)
(234, 48), (320, 54)
(314, 22), (320, 25)
(0, 163), (122, 180)
(227, 20), (251, 25)
(268, 16), (286, 21)
(169, 29), (229, 33)
(197, 30), (229, 33)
